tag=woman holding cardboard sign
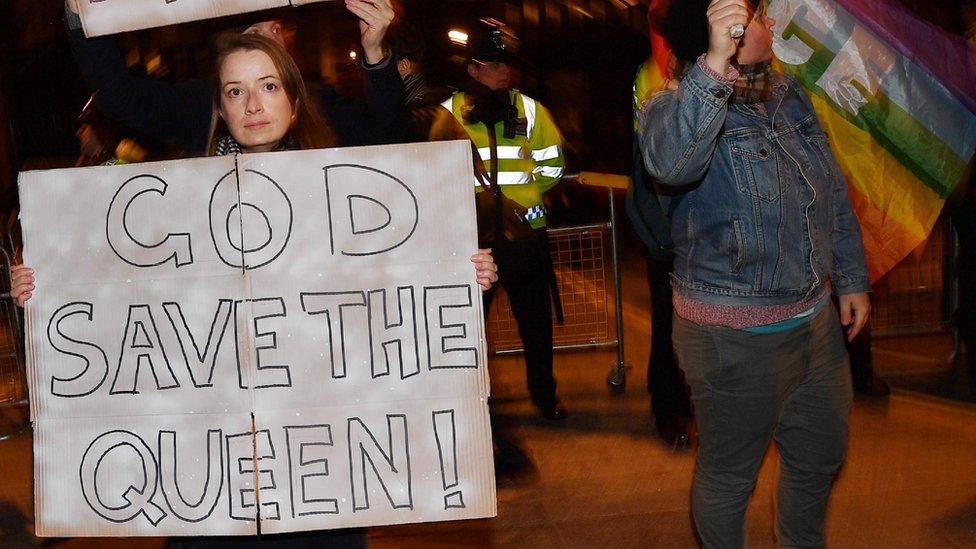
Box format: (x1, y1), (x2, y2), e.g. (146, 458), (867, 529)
(10, 32), (496, 548)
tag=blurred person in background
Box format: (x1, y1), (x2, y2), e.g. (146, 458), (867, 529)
(386, 22), (435, 108)
(386, 21), (456, 142)
(952, 6), (976, 386)
(626, 3), (695, 450)
(948, 163), (976, 386)
(845, 323), (890, 396)
(75, 94), (151, 167)
(638, 0), (870, 545)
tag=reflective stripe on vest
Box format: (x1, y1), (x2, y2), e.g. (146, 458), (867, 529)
(477, 145), (524, 160)
(534, 165), (564, 179)
(522, 94), (537, 138)
(443, 93), (542, 188)
(532, 144), (560, 162)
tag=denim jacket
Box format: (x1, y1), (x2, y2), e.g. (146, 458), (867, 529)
(638, 63), (870, 307)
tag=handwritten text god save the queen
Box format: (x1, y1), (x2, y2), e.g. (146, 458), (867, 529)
(19, 141), (496, 537)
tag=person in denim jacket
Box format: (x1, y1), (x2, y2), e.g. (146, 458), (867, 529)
(637, 0), (870, 546)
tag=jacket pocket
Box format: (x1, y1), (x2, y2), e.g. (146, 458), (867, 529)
(730, 216), (746, 275)
(729, 138), (783, 202)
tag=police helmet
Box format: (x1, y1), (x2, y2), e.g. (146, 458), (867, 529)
(467, 18), (519, 64)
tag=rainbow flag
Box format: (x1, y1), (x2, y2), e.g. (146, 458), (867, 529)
(640, 0), (976, 282)
(769, 0), (976, 281)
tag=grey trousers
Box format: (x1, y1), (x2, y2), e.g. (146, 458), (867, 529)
(673, 306), (852, 549)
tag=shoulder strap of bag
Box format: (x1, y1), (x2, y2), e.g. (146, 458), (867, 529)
(483, 124), (506, 240)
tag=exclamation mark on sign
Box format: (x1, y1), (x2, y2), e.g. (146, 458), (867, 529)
(432, 409), (465, 509)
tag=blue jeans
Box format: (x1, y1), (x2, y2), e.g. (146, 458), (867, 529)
(673, 306), (852, 548)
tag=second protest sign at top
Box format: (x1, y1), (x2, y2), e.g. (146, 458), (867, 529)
(71, 0), (332, 37)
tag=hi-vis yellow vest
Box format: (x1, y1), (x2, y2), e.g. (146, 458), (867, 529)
(441, 90), (565, 229)
(633, 58), (670, 132)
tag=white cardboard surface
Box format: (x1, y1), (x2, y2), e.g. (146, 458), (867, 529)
(71, 0), (333, 37)
(20, 141), (495, 537)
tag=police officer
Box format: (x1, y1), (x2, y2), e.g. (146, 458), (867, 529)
(441, 19), (567, 420)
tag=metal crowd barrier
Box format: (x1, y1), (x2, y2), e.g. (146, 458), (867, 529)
(485, 172), (630, 393)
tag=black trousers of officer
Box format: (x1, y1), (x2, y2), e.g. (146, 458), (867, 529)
(647, 256), (692, 422)
(485, 234), (558, 410)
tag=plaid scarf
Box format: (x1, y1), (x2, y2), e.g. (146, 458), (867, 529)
(213, 134), (298, 156)
(731, 60), (773, 104)
(214, 135), (242, 156)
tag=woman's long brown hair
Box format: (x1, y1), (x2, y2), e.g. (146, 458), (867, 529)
(206, 32), (336, 155)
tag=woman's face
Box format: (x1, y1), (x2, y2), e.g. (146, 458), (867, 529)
(735, 3), (776, 65)
(218, 49), (294, 153)
(467, 61), (512, 91)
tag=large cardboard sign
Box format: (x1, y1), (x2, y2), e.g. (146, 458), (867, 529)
(70, 0), (332, 37)
(19, 141), (495, 537)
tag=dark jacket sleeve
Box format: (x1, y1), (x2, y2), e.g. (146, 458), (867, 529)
(320, 56), (408, 146)
(626, 139), (675, 261)
(67, 27), (213, 155)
